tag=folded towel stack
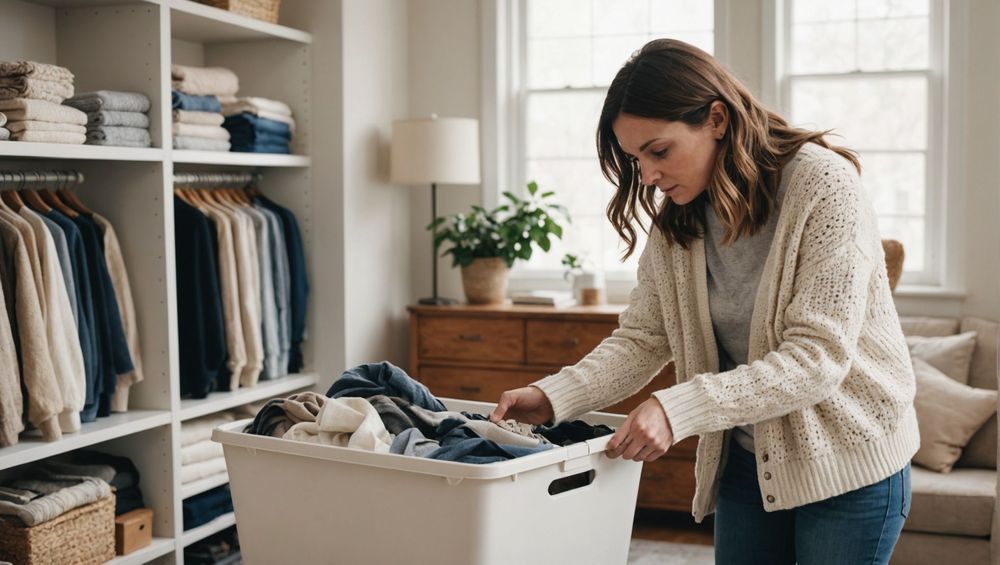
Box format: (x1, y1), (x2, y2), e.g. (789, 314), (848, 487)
(0, 60), (74, 104)
(0, 61), (85, 144)
(63, 90), (152, 148)
(171, 64), (237, 152)
(221, 96), (295, 154)
(180, 412), (234, 486)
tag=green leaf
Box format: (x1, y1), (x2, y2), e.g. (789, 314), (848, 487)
(541, 191), (555, 198)
(527, 181), (538, 196)
(539, 236), (551, 252)
(502, 191), (521, 204)
(426, 217), (447, 231)
(552, 224), (563, 239)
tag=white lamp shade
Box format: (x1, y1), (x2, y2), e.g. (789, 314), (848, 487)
(390, 116), (481, 185)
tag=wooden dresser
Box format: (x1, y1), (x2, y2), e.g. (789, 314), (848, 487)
(407, 303), (697, 512)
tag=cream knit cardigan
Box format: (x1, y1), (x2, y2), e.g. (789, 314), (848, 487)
(535, 144), (919, 521)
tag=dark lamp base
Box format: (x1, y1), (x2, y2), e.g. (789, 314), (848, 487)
(418, 296), (459, 306)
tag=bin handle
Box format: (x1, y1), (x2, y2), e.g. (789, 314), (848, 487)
(560, 442), (593, 473)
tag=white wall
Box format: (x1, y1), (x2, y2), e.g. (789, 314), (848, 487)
(406, 0), (483, 304)
(408, 0), (1000, 321)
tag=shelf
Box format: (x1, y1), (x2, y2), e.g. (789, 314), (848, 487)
(169, 0), (311, 44)
(107, 537), (176, 565)
(180, 511), (237, 547)
(172, 150), (310, 167)
(20, 0), (160, 7)
(179, 373), (317, 421)
(0, 142), (165, 162)
(0, 410), (172, 471)
(181, 472), (229, 500)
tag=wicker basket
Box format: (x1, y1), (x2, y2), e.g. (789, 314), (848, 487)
(196, 0), (282, 24)
(0, 495), (116, 565)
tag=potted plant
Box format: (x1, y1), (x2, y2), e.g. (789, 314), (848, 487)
(428, 181), (569, 304)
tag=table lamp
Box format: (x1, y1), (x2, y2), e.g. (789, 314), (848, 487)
(391, 114), (481, 305)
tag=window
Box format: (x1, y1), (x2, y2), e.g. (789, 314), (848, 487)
(781, 0), (942, 284)
(515, 0), (714, 275)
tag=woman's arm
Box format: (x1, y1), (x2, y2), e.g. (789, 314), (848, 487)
(532, 232), (673, 423)
(655, 158), (878, 443)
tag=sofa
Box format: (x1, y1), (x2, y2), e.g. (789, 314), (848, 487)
(891, 316), (999, 565)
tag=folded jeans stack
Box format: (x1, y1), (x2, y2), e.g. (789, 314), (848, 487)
(221, 96), (295, 153)
(63, 90), (152, 148)
(182, 484), (233, 530)
(0, 61), (86, 144)
(223, 112), (292, 154)
(171, 65), (237, 152)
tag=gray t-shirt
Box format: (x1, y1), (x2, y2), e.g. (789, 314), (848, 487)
(704, 150), (805, 453)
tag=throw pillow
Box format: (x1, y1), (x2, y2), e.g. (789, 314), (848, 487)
(906, 331), (978, 384)
(911, 358), (998, 473)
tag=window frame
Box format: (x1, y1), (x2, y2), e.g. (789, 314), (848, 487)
(772, 0), (956, 289)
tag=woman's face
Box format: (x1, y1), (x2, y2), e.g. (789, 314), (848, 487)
(612, 104), (726, 206)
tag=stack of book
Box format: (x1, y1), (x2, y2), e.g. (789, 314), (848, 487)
(511, 290), (576, 308)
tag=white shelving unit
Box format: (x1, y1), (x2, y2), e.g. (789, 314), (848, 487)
(0, 1), (330, 563)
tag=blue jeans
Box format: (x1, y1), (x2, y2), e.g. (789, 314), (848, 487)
(715, 440), (911, 564)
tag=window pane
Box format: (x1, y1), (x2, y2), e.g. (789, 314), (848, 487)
(791, 21), (857, 74)
(649, 0), (713, 33)
(790, 76), (927, 151)
(526, 91), (604, 159)
(860, 152), (926, 216)
(528, 38), (592, 89)
(528, 0), (592, 38)
(857, 0), (929, 20)
(792, 0), (855, 24)
(526, 158), (612, 217)
(591, 35), (645, 87)
(857, 18), (928, 71)
(877, 216), (925, 271)
(591, 0), (647, 36)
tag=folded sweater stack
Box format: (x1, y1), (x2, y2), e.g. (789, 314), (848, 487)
(0, 111), (7, 141)
(180, 412), (233, 486)
(221, 97), (295, 154)
(0, 61), (86, 144)
(63, 90), (152, 148)
(171, 64), (237, 152)
(0, 464), (112, 527)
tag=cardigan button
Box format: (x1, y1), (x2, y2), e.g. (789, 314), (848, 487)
(762, 453), (769, 462)
(763, 472), (772, 480)
(766, 495), (775, 503)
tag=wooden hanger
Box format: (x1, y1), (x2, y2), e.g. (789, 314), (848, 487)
(22, 189), (51, 214)
(39, 189), (79, 218)
(1, 189), (24, 212)
(59, 187), (95, 217)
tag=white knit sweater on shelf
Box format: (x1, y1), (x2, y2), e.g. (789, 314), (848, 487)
(534, 143), (920, 521)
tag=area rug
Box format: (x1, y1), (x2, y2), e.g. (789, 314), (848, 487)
(628, 538), (714, 564)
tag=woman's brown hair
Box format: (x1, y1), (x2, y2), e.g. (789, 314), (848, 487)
(598, 38), (860, 256)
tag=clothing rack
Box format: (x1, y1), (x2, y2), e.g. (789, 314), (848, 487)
(0, 170), (85, 189)
(173, 172), (262, 188)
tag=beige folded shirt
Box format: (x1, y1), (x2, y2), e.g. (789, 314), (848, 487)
(0, 77), (74, 104)
(172, 109), (224, 126)
(171, 122), (231, 141)
(6, 120), (86, 134)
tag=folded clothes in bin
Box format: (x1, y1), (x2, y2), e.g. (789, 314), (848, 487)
(245, 361), (614, 464)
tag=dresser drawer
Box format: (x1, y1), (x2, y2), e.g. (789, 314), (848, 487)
(637, 458), (697, 512)
(525, 320), (618, 365)
(418, 316), (524, 362)
(418, 366), (539, 403)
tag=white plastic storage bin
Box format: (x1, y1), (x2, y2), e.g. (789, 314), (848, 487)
(212, 398), (643, 565)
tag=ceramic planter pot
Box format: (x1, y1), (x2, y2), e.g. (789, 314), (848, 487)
(461, 257), (509, 304)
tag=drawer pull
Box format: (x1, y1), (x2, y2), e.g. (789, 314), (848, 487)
(458, 334), (484, 342)
(459, 385), (482, 394)
(564, 337), (580, 347)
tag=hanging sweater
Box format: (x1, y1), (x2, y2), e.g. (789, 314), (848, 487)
(533, 143), (919, 520)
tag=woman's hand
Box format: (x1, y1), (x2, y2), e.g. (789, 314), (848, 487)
(606, 398), (674, 462)
(489, 386), (555, 425)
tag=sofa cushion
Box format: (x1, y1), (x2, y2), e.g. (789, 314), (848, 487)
(906, 331), (978, 384)
(899, 316), (961, 338)
(905, 465), (996, 537)
(956, 318), (999, 470)
(912, 359), (998, 472)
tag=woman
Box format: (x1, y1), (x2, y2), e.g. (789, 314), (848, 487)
(489, 39), (917, 564)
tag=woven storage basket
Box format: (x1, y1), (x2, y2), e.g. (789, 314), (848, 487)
(0, 495), (115, 565)
(197, 0), (282, 24)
